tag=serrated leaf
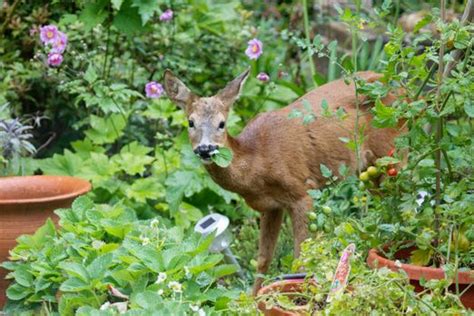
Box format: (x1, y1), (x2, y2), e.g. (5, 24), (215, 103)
(320, 164), (332, 178)
(211, 147), (233, 168)
(59, 262), (90, 282)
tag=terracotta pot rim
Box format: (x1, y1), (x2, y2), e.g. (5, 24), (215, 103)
(0, 175), (91, 205)
(367, 246), (474, 284)
(257, 279), (307, 296)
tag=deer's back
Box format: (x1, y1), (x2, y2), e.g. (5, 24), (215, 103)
(233, 71), (400, 210)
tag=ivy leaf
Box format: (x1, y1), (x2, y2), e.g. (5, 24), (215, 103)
(211, 147), (233, 168)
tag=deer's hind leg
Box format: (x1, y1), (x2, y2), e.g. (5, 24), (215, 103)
(253, 208), (284, 295)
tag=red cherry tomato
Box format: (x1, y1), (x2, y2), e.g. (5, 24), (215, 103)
(387, 168), (398, 177)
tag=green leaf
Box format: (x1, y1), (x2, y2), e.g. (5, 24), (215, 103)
(59, 262), (90, 282)
(464, 99), (474, 118)
(84, 65), (98, 84)
(413, 14), (432, 33)
(79, 0), (109, 30)
(111, 0), (124, 10)
(87, 253), (113, 280)
(132, 0), (159, 25)
(410, 249), (432, 266)
(371, 98), (397, 128)
(126, 178), (164, 203)
(113, 0), (143, 36)
(84, 114), (127, 144)
(60, 277), (91, 292)
(211, 147), (233, 168)
(210, 264), (238, 278)
(320, 164), (333, 178)
(6, 283), (31, 300)
(375, 156), (401, 167)
(12, 265), (33, 287)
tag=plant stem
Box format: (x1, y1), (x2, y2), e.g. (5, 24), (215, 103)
(302, 0), (317, 87)
(102, 25), (111, 82)
(433, 0), (447, 250)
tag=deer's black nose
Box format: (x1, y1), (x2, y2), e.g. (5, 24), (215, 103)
(194, 144), (218, 158)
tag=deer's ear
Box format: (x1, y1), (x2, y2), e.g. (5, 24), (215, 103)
(217, 68), (250, 108)
(163, 70), (195, 110)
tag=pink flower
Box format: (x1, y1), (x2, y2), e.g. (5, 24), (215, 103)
(51, 31), (68, 53)
(245, 38), (263, 60)
(40, 25), (59, 44)
(47, 52), (63, 67)
(145, 82), (164, 98)
(257, 72), (270, 82)
(160, 9), (173, 22)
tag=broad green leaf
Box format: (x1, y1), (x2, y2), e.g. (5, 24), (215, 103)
(211, 147), (233, 168)
(60, 277), (91, 292)
(84, 114), (127, 144)
(79, 0), (109, 30)
(320, 164), (333, 178)
(59, 262), (90, 282)
(87, 253), (113, 280)
(6, 283), (31, 300)
(410, 249), (432, 266)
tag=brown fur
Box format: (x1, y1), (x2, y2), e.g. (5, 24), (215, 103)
(164, 70), (403, 294)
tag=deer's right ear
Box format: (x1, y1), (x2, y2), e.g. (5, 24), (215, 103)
(163, 70), (195, 110)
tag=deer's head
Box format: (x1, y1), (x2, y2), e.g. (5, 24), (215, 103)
(163, 69), (249, 163)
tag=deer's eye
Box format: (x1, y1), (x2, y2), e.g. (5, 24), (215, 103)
(188, 120), (195, 128)
(218, 121), (225, 129)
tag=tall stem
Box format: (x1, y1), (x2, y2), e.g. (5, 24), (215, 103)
(302, 0), (317, 87)
(433, 0), (446, 249)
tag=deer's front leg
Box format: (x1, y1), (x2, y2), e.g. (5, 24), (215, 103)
(289, 196), (312, 257)
(253, 208), (284, 295)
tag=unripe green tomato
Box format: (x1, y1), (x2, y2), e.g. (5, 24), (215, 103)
(367, 166), (379, 178)
(308, 212), (317, 220)
(359, 171), (370, 182)
(322, 205), (332, 214)
(309, 224), (318, 232)
(451, 232), (471, 252)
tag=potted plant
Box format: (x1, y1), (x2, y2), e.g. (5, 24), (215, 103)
(362, 1), (473, 309)
(0, 115), (91, 307)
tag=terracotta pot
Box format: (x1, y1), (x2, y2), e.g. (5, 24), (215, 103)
(0, 175), (91, 308)
(257, 279), (313, 316)
(367, 246), (474, 309)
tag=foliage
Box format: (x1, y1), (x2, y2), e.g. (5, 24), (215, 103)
(2, 197), (240, 315)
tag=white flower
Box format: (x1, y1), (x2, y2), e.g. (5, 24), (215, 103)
(155, 272), (167, 284)
(168, 281), (182, 293)
(157, 289), (164, 295)
(395, 260), (402, 268)
(92, 239), (105, 249)
(140, 235), (150, 246)
(190, 305), (206, 315)
(150, 218), (160, 228)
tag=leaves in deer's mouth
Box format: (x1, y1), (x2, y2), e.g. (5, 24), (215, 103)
(211, 147), (233, 168)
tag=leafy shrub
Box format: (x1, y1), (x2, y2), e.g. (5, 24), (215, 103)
(2, 196), (240, 315)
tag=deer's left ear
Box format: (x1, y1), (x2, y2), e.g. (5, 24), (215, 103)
(217, 68), (250, 108)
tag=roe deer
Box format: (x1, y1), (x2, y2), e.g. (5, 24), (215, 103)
(163, 69), (403, 294)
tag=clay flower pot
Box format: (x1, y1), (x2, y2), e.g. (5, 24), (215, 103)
(0, 175), (91, 307)
(257, 279), (313, 316)
(367, 246), (474, 309)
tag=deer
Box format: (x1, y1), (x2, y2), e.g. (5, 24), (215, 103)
(163, 69), (403, 294)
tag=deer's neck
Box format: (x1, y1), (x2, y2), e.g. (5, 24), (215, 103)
(204, 134), (253, 195)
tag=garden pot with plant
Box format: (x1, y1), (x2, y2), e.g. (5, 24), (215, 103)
(257, 278), (318, 316)
(0, 175), (91, 307)
(361, 0), (474, 310)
